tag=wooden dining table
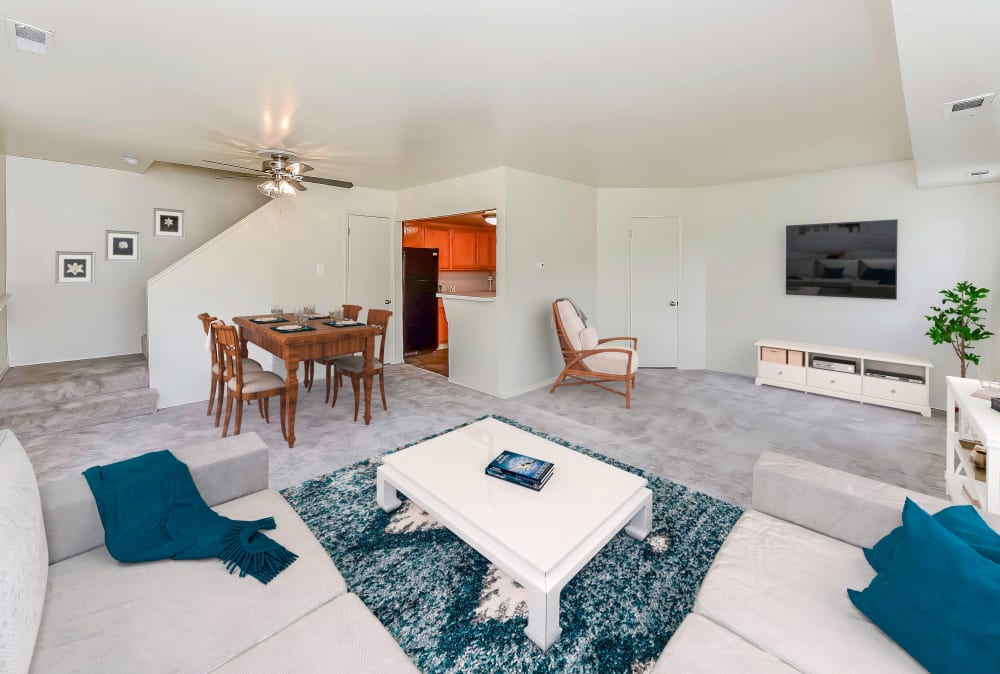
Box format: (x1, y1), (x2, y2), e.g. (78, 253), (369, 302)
(233, 315), (381, 447)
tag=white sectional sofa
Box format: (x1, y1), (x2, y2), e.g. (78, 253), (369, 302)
(654, 451), (1000, 673)
(0, 429), (418, 674)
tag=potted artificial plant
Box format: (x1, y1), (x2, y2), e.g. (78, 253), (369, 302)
(925, 281), (994, 377)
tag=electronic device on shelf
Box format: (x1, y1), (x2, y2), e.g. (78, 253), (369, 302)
(864, 369), (925, 385)
(811, 356), (857, 374)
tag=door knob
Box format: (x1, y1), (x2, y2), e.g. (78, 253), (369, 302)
(669, 300), (678, 306)
(384, 299), (391, 305)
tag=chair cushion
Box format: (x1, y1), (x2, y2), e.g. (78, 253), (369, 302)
(583, 348), (639, 375)
(329, 355), (384, 374)
(227, 371), (286, 394)
(556, 300), (586, 351)
(693, 510), (924, 673)
(0, 430), (48, 674)
(653, 614), (797, 673)
(212, 359), (262, 376)
(32, 489), (347, 674)
(215, 593), (419, 673)
(580, 326), (599, 350)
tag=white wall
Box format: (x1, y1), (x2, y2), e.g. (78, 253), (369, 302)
(0, 155), (8, 378)
(501, 168), (597, 396)
(702, 160), (1000, 408)
(148, 185), (396, 408)
(5, 157), (266, 365)
(596, 188), (707, 368)
(396, 168), (505, 394)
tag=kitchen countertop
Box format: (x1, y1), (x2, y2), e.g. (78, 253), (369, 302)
(437, 291), (496, 302)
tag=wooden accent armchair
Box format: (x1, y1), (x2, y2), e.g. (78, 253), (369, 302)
(549, 299), (639, 408)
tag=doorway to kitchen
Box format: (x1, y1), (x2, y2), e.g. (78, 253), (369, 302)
(401, 210), (497, 378)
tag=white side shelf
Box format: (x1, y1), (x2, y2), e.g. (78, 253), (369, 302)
(754, 338), (933, 417)
(945, 376), (1000, 515)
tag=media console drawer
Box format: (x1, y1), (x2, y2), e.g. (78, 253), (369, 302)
(862, 376), (927, 407)
(758, 360), (806, 385)
(807, 368), (862, 395)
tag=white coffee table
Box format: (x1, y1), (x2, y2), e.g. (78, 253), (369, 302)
(376, 417), (653, 650)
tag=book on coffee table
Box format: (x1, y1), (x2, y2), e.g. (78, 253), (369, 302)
(486, 450), (554, 490)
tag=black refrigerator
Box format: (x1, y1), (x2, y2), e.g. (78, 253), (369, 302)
(402, 247), (440, 354)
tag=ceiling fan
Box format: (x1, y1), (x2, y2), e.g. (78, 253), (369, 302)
(204, 150), (353, 198)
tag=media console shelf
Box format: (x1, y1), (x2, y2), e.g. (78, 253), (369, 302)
(754, 339), (932, 417)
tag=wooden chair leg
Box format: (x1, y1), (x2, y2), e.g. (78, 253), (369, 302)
(222, 394), (234, 437)
(379, 370), (387, 411)
(207, 377), (216, 416)
(215, 379), (226, 427)
(325, 363), (333, 404)
(258, 398), (265, 419)
(351, 374), (361, 422)
(305, 361), (313, 392)
(550, 369), (567, 393)
(279, 394), (287, 441)
(625, 377), (631, 409)
(263, 397), (270, 424)
(235, 396), (244, 436)
(332, 368), (340, 408)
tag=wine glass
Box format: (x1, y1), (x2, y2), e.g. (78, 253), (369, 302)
(304, 301), (316, 317)
(270, 304), (283, 317)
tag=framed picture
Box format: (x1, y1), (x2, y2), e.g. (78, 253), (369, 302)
(106, 230), (140, 261)
(154, 208), (184, 238)
(56, 252), (94, 284)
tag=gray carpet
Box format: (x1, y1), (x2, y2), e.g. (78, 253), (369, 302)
(22, 365), (945, 506)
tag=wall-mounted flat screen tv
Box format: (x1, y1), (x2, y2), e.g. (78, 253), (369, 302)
(786, 220), (897, 299)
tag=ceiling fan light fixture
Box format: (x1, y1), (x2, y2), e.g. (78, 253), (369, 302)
(257, 178), (298, 199)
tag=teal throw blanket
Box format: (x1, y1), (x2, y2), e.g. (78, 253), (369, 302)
(83, 450), (297, 584)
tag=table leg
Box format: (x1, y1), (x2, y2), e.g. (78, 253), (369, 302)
(239, 332), (249, 358)
(525, 585), (562, 651)
(625, 490), (653, 540)
(376, 467), (402, 512)
(285, 357), (299, 448)
(363, 334), (374, 425)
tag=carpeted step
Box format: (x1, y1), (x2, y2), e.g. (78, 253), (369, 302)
(0, 354), (149, 412)
(0, 387), (159, 439)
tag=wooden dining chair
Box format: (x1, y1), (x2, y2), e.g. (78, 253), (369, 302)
(330, 309), (392, 421)
(305, 304), (364, 393)
(214, 324), (288, 440)
(198, 312), (262, 422)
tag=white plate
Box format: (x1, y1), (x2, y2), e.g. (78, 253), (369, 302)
(276, 324), (303, 331)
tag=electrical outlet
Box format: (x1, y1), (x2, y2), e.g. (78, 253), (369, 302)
(536, 262), (546, 271)
(316, 263), (325, 275)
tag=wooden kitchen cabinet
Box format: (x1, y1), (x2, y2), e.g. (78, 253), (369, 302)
(402, 222), (424, 247)
(451, 228), (479, 270)
(423, 226), (452, 269)
(476, 230), (496, 271)
(437, 298), (448, 346)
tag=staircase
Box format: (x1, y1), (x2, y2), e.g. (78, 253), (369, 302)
(0, 354), (158, 438)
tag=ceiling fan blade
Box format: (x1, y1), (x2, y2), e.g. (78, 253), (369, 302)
(290, 179), (307, 191)
(203, 159), (268, 175)
(286, 162), (314, 175)
(213, 175), (260, 180)
(301, 176), (354, 189)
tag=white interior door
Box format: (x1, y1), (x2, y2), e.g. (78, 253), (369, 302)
(628, 216), (680, 367)
(347, 214), (394, 361)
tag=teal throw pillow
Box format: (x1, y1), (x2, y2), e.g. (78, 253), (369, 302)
(864, 504), (1000, 572)
(848, 499), (1000, 674)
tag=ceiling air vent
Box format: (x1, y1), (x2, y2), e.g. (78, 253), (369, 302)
(943, 93), (995, 120)
(5, 18), (52, 54)
(966, 170), (991, 180)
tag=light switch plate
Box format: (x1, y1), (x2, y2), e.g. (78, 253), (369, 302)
(536, 262), (546, 271)
(316, 263), (325, 275)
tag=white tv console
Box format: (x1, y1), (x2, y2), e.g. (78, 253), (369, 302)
(754, 339), (933, 417)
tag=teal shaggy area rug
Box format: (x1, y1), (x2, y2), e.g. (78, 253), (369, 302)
(281, 416), (743, 673)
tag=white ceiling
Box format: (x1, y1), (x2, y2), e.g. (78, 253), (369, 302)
(0, 0), (913, 189)
(892, 0), (1000, 188)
